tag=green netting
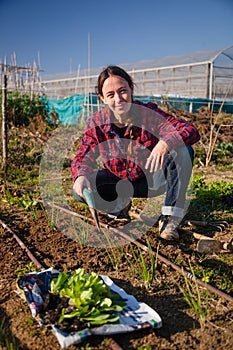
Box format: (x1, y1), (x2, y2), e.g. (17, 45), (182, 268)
(43, 94), (233, 126)
(43, 94), (86, 125)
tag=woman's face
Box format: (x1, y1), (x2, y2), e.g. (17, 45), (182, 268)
(100, 75), (132, 124)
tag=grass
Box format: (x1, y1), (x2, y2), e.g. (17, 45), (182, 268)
(176, 262), (209, 326)
(124, 240), (160, 289)
(72, 218), (90, 246)
(14, 262), (37, 276)
(195, 257), (233, 294)
(1, 111), (233, 344)
(0, 317), (19, 350)
(103, 245), (124, 271)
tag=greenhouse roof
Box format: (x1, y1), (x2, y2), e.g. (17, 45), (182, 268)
(43, 45), (233, 81)
(121, 45), (233, 70)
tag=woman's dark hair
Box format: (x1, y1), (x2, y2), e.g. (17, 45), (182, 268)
(95, 65), (134, 97)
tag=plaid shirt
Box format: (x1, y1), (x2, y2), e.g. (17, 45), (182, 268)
(71, 100), (200, 182)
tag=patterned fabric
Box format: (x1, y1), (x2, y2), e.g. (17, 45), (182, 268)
(71, 100), (200, 182)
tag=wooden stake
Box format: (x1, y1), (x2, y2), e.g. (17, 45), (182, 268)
(1, 74), (8, 175)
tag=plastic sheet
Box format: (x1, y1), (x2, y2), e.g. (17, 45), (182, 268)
(16, 268), (162, 349)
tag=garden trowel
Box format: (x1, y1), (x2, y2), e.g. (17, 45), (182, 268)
(178, 228), (233, 254)
(82, 188), (101, 232)
(196, 236), (233, 254)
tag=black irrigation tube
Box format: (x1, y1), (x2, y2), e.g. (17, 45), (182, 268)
(111, 226), (233, 303)
(1, 202), (233, 348)
(0, 217), (124, 350)
(41, 201), (233, 304)
(0, 218), (44, 270)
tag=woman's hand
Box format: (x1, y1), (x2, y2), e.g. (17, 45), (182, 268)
(145, 140), (169, 173)
(73, 176), (91, 198)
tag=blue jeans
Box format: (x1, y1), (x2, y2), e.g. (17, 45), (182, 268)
(73, 145), (194, 218)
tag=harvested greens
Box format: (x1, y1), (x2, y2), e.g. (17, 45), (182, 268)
(47, 268), (126, 328)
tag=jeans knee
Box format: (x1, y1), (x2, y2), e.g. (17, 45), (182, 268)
(176, 145), (194, 168)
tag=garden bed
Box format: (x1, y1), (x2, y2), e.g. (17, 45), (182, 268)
(0, 106), (233, 349)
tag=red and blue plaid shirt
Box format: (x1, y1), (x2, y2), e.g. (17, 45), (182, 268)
(71, 100), (200, 182)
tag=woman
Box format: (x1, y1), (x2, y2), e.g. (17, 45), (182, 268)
(71, 65), (200, 240)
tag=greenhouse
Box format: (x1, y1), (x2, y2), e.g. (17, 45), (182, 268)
(42, 45), (233, 101)
(1, 46), (232, 124)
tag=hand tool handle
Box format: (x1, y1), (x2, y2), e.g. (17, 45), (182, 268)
(185, 220), (209, 227)
(178, 227), (212, 240)
(83, 187), (95, 209)
(82, 188), (101, 232)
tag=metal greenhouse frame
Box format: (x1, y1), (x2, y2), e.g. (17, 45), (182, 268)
(41, 46), (233, 101)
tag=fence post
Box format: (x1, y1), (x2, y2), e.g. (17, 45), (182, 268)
(1, 74), (8, 175)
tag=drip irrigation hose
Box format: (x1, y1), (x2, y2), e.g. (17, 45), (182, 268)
(110, 226), (233, 303)
(40, 200), (233, 304)
(0, 217), (124, 350)
(108, 338), (124, 350)
(0, 218), (44, 270)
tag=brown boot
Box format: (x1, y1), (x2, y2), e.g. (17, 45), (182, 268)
(159, 215), (179, 241)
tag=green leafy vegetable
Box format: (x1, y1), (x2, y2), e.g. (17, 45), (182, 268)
(50, 268), (126, 327)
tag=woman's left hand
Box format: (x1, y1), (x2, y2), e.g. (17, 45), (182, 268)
(145, 140), (169, 173)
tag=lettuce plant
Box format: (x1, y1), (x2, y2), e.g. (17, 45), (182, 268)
(50, 268), (126, 327)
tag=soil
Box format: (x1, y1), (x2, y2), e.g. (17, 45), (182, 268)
(0, 107), (233, 350)
(41, 293), (88, 333)
(0, 185), (233, 350)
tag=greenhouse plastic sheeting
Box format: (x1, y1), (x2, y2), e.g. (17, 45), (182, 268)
(16, 268), (162, 349)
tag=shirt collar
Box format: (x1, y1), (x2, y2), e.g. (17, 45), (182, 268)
(100, 107), (131, 135)
(99, 106), (112, 133)
(100, 105), (138, 135)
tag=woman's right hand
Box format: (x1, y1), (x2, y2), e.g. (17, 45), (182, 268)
(73, 176), (91, 198)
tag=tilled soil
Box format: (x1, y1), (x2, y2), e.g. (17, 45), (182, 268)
(0, 196), (233, 350)
(0, 106), (233, 349)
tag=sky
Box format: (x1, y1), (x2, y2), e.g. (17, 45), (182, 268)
(0, 0), (233, 77)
